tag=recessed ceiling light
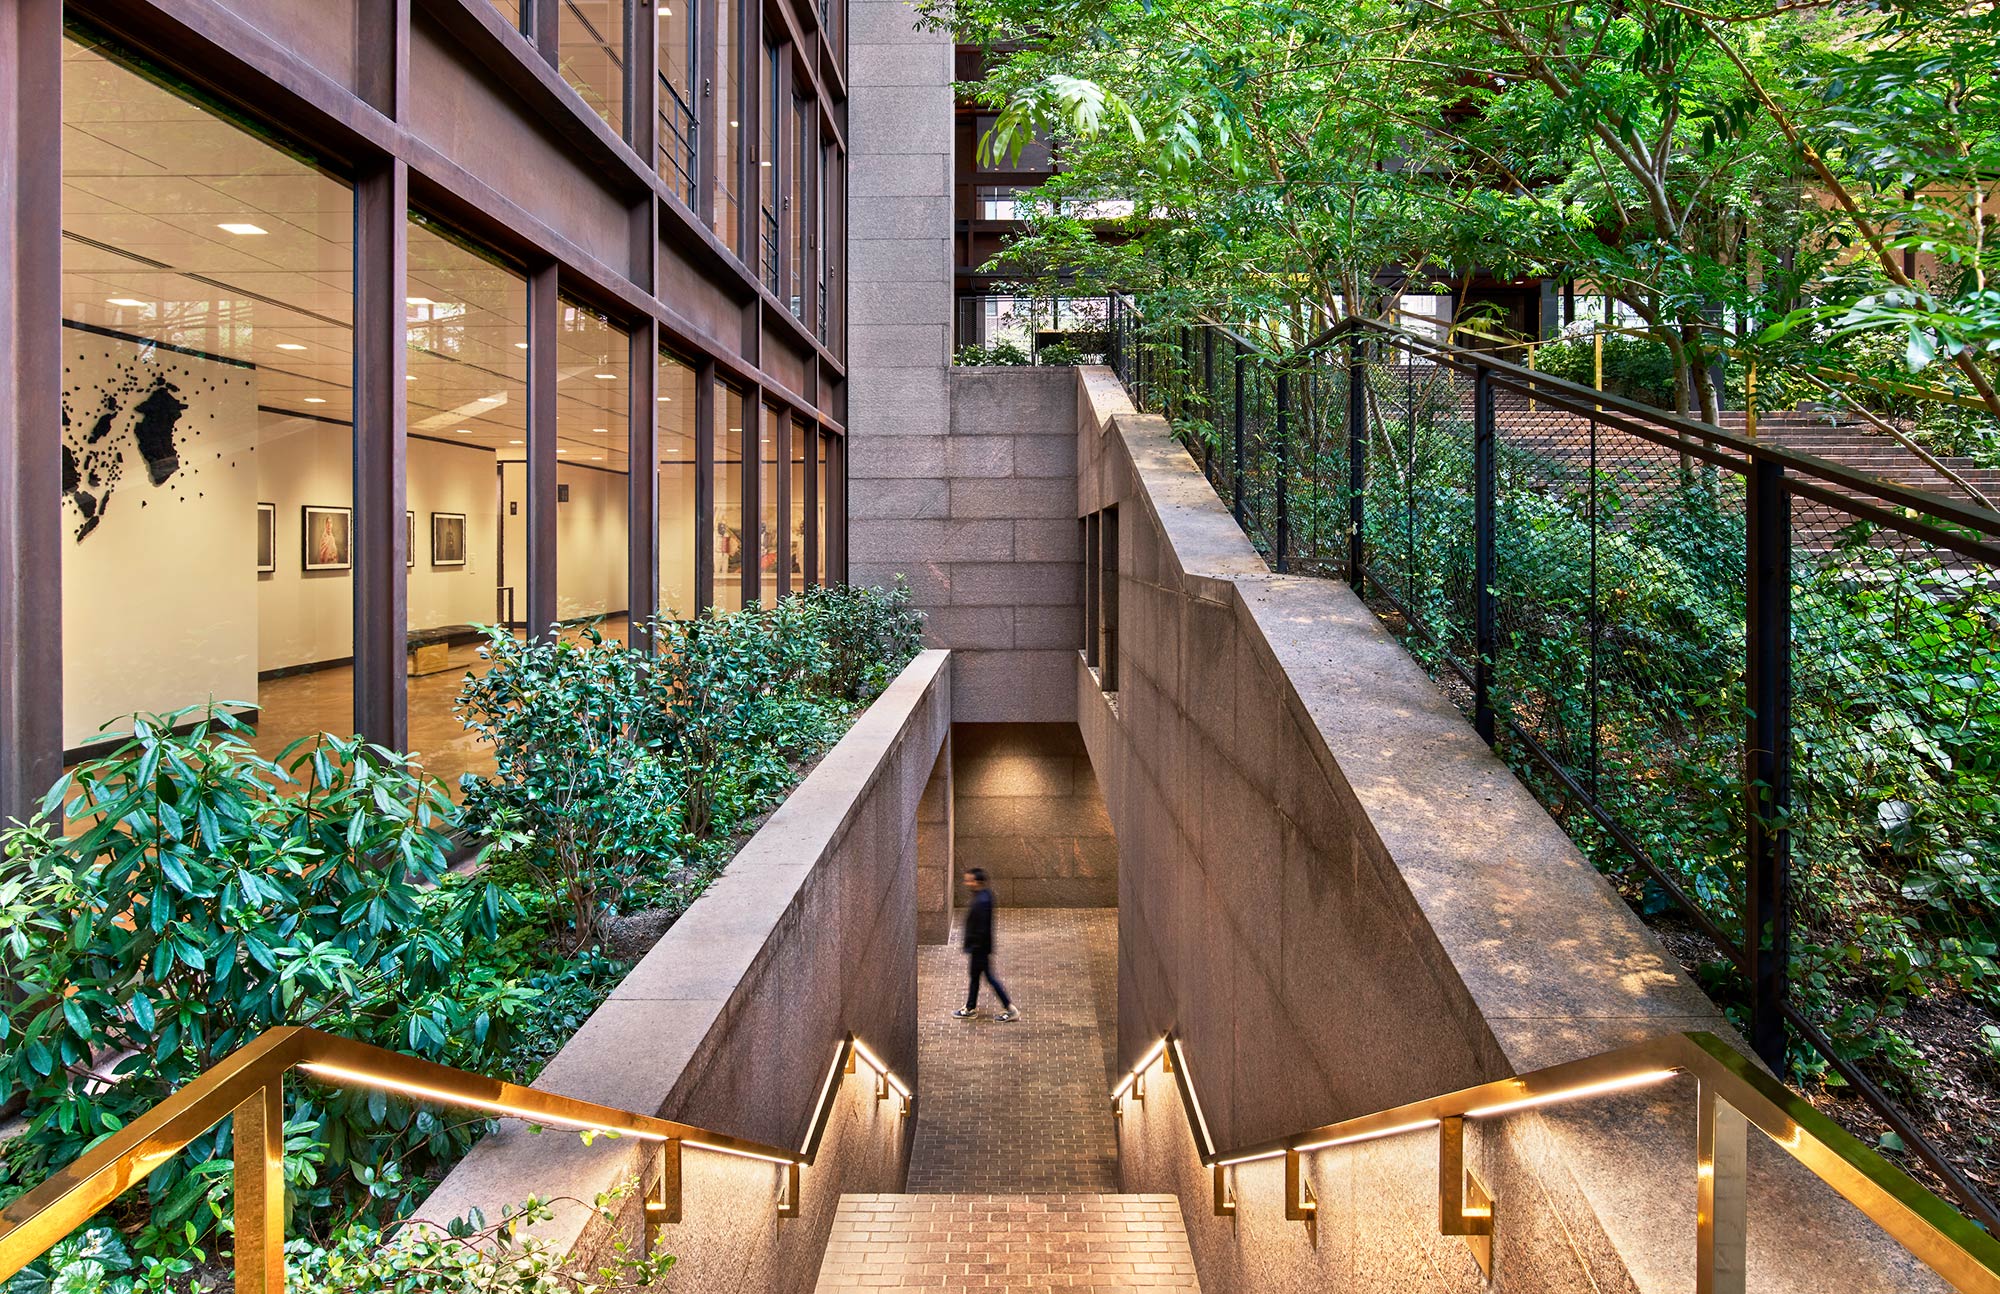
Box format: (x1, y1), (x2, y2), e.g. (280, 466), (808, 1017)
(557, 447), (569, 454)
(303, 397), (327, 404)
(218, 222), (268, 236)
(760, 160), (772, 167)
(515, 342), (529, 349)
(480, 395), (503, 403)
(591, 455), (604, 461)
(455, 428), (472, 434)
(658, 396), (671, 402)
(406, 296), (434, 306)
(508, 439), (523, 445)
(107, 297), (146, 308)
(406, 375), (417, 381)
(594, 373), (617, 380)
(275, 343), (307, 351)
(729, 120), (739, 128)
(593, 427), (608, 434)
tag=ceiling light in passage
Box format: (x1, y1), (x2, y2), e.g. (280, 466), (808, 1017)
(515, 342), (530, 349)
(303, 397), (327, 404)
(406, 296), (434, 307)
(595, 373), (618, 380)
(406, 375), (417, 381)
(658, 396), (671, 402)
(508, 439), (523, 445)
(760, 160), (772, 167)
(729, 120), (739, 128)
(275, 343), (307, 351)
(107, 297), (146, 308)
(456, 428), (473, 434)
(218, 223), (268, 235)
(557, 447), (569, 454)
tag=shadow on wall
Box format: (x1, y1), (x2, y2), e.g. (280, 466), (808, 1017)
(952, 722), (1115, 908)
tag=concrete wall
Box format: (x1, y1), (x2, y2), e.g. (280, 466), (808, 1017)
(1072, 367), (1944, 1294)
(418, 651), (951, 1294)
(952, 721), (1115, 907)
(851, 354), (1084, 721)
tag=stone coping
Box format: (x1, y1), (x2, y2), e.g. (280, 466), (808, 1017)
(416, 649), (949, 1252)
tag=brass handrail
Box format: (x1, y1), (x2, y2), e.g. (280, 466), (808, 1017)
(1112, 1030), (2000, 1294)
(0, 1025), (912, 1292)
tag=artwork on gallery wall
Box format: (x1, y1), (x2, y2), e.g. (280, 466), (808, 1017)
(406, 511), (415, 569)
(302, 505), (352, 572)
(256, 502), (277, 574)
(431, 512), (468, 567)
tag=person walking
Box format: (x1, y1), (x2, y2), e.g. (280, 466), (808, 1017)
(953, 868), (1019, 1021)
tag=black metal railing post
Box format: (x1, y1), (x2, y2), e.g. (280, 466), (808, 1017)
(1274, 368), (1291, 572)
(1472, 362), (1497, 745)
(1347, 329), (1366, 594)
(1232, 342), (1246, 526)
(1745, 455), (1793, 1072)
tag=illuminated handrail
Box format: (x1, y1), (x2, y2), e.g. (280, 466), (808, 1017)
(1112, 1030), (2000, 1294)
(0, 1025), (911, 1291)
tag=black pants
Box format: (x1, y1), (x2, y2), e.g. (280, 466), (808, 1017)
(965, 949), (1011, 1010)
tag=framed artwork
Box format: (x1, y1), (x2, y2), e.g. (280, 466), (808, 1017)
(431, 512), (468, 567)
(406, 511), (415, 569)
(301, 504), (352, 572)
(256, 502), (277, 574)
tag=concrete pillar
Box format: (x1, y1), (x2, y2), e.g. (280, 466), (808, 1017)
(916, 731), (953, 943)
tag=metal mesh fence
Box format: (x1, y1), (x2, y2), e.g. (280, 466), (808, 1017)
(1110, 300), (2000, 1224)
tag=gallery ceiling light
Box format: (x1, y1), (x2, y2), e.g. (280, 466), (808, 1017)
(595, 373), (617, 380)
(406, 296), (434, 306)
(515, 342), (529, 349)
(658, 396), (672, 402)
(107, 297), (146, 308)
(455, 428), (472, 434)
(303, 397), (327, 404)
(275, 343), (307, 351)
(508, 439), (523, 445)
(217, 222), (268, 235)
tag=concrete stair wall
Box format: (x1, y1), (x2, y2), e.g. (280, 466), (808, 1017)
(813, 1193), (1201, 1292)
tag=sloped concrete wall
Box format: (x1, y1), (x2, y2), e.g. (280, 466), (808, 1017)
(1071, 366), (1944, 1294)
(953, 721), (1116, 907)
(417, 651), (950, 1294)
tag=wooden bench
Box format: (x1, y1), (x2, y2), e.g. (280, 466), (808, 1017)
(406, 625), (477, 677)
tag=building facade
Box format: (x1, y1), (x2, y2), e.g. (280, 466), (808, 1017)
(0, 0), (850, 819)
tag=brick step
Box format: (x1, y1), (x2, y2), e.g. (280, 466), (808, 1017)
(814, 1193), (1202, 1292)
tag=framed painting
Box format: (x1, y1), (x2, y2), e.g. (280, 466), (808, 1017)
(256, 502), (277, 573)
(406, 511), (415, 569)
(302, 504), (352, 572)
(431, 512), (468, 567)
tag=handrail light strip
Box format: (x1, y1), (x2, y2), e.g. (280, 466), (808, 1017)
(1171, 1039), (1217, 1159)
(849, 1039), (913, 1101)
(802, 1045), (850, 1156)
(1293, 1118), (1439, 1153)
(1462, 1069), (1679, 1120)
(298, 1063), (670, 1143)
(1112, 1037), (1169, 1101)
(681, 1139), (800, 1167)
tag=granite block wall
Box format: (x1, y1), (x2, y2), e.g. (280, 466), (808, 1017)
(951, 721), (1116, 907)
(1071, 367), (1945, 1294)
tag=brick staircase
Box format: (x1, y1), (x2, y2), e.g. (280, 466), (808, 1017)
(812, 1193), (1201, 1292)
(1718, 410), (2000, 509)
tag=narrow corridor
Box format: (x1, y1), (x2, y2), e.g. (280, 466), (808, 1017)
(814, 908), (1201, 1291)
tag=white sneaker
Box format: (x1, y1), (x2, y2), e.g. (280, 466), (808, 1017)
(996, 1007), (1019, 1022)
(952, 1007), (977, 1019)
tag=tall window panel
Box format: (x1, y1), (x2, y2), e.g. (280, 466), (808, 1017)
(712, 383), (747, 612)
(658, 0), (698, 205)
(789, 417), (807, 589)
(820, 146), (841, 345)
(556, 302), (631, 639)
(759, 43), (781, 292)
(758, 405), (780, 605)
(815, 430), (830, 585)
(790, 96), (809, 319)
(658, 353), (699, 618)
(560, 0), (627, 137)
(60, 36), (355, 765)
(713, 0), (742, 255)
(405, 218), (524, 793)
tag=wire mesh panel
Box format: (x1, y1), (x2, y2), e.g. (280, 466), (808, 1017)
(1361, 346), (1477, 680)
(1287, 357), (1350, 578)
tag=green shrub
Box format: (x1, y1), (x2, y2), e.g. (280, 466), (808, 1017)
(1534, 333), (1678, 409)
(1037, 339), (1091, 365)
(797, 580), (927, 703)
(954, 340), (1031, 366)
(0, 711), (526, 1251)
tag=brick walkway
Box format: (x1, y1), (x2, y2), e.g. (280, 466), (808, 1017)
(907, 908), (1120, 1193)
(812, 1194), (1200, 1292)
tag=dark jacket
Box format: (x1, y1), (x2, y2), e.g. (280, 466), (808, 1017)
(963, 888), (996, 954)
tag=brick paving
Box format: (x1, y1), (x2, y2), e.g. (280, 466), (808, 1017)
(908, 908), (1120, 1193)
(812, 1193), (1200, 1292)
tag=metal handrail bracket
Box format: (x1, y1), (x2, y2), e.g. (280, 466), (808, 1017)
(1111, 1030), (2000, 1294)
(0, 1026), (912, 1290)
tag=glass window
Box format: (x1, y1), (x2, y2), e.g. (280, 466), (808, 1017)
(760, 44), (781, 292)
(560, 0), (627, 137)
(658, 353), (698, 619)
(60, 35), (355, 764)
(658, 0), (698, 205)
(757, 406), (780, 605)
(491, 0), (524, 28)
(712, 382), (746, 612)
(405, 218), (523, 792)
(815, 431), (830, 586)
(713, 0), (741, 254)
(790, 96), (809, 318)
(789, 417), (807, 590)
(556, 302), (630, 639)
